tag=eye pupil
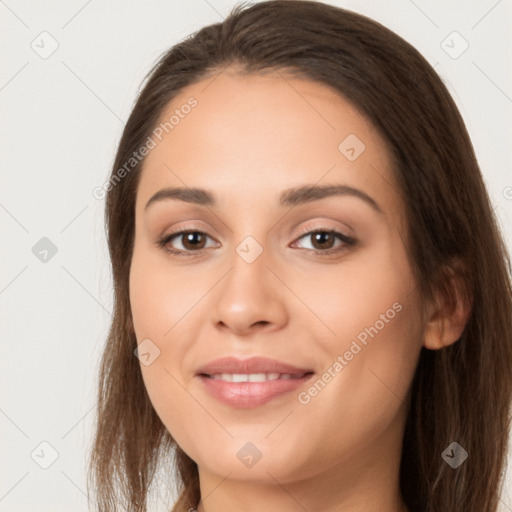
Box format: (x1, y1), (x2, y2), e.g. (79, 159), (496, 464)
(183, 232), (205, 250)
(312, 231), (334, 250)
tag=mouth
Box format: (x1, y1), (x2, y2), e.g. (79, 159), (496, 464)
(195, 356), (315, 408)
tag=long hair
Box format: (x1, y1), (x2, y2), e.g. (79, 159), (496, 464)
(87, 1), (512, 511)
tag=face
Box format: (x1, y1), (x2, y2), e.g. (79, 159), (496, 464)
(129, 69), (425, 486)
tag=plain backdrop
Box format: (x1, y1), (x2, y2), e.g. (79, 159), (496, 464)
(1, 1), (511, 511)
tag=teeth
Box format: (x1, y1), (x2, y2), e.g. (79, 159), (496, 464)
(209, 372), (303, 381)
(248, 373), (266, 382)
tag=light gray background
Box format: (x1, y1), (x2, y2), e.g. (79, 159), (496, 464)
(1, 1), (511, 511)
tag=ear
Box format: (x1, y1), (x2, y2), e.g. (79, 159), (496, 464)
(423, 261), (473, 350)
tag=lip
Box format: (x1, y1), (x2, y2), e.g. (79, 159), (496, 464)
(196, 356), (315, 408)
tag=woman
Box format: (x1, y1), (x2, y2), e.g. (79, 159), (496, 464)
(87, 1), (512, 511)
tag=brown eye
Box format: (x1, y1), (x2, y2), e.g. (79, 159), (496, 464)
(309, 231), (336, 250)
(180, 232), (207, 250)
(292, 229), (356, 255)
(157, 230), (218, 255)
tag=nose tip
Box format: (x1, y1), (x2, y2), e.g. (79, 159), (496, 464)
(215, 317), (272, 336)
(209, 259), (288, 336)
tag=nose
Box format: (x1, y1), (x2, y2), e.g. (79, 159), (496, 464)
(209, 247), (288, 337)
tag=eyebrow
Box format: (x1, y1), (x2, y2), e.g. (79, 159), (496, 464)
(144, 184), (383, 214)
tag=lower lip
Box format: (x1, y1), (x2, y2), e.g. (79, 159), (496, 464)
(197, 374), (314, 408)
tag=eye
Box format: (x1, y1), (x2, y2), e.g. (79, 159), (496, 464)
(156, 230), (218, 256)
(291, 229), (356, 255)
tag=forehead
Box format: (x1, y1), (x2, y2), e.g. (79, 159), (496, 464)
(135, 69), (405, 225)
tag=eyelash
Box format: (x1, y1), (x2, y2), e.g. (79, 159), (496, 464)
(155, 226), (357, 258)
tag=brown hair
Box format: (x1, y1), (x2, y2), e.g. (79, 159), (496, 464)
(87, 1), (512, 511)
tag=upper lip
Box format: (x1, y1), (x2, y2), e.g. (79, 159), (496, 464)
(196, 356), (314, 376)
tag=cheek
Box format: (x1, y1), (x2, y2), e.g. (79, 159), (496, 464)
(128, 245), (214, 415)
(302, 237), (417, 352)
(129, 245), (199, 341)
(129, 251), (204, 449)
(289, 294), (422, 472)
(306, 240), (423, 418)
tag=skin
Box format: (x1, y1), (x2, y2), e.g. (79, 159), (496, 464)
(129, 68), (469, 512)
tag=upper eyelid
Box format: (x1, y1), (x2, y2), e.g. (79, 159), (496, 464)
(163, 225), (351, 239)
